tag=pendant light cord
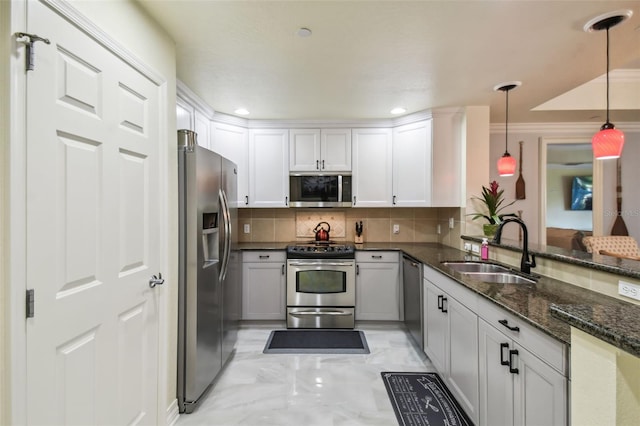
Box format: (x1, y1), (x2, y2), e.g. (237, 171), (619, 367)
(504, 89), (509, 153)
(605, 26), (610, 124)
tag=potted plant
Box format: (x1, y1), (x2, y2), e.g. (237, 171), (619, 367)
(470, 181), (517, 236)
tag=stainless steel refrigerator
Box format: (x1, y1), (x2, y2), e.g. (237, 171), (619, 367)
(177, 129), (240, 414)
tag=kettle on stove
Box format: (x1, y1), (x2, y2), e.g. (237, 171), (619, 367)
(313, 222), (331, 241)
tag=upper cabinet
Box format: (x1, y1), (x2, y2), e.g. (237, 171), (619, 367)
(352, 128), (393, 207)
(431, 109), (463, 207)
(249, 129), (290, 208)
(211, 122), (249, 207)
(289, 128), (351, 172)
(392, 120), (433, 207)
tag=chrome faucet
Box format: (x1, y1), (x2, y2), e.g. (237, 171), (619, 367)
(493, 218), (536, 274)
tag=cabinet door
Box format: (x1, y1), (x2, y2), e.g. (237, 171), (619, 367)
(321, 129), (352, 172)
(211, 122), (249, 207)
(447, 296), (479, 424)
(194, 110), (211, 150)
(242, 262), (286, 320)
(513, 343), (567, 426)
(423, 279), (447, 373)
(431, 109), (463, 207)
(478, 319), (514, 426)
(289, 129), (321, 171)
(249, 129), (289, 208)
(352, 128), (393, 207)
(176, 97), (194, 130)
(392, 120), (432, 207)
(355, 262), (400, 320)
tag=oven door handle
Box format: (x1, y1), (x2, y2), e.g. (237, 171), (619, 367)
(287, 261), (354, 267)
(289, 310), (353, 316)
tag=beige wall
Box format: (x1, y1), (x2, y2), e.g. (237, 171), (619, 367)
(1, 1), (10, 423)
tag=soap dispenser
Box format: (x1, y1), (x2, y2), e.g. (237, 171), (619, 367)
(481, 238), (489, 260)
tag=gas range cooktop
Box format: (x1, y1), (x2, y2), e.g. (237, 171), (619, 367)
(286, 242), (356, 259)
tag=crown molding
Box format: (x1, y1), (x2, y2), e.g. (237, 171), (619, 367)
(491, 121), (640, 134)
(176, 80), (215, 118)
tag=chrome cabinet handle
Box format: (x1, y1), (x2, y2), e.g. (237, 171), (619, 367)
(149, 273), (164, 288)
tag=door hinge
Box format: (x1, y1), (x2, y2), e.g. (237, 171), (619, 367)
(15, 32), (50, 72)
(26, 289), (35, 318)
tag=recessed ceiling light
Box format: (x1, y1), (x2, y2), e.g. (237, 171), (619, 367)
(234, 108), (249, 115)
(297, 27), (312, 37)
(390, 107), (406, 115)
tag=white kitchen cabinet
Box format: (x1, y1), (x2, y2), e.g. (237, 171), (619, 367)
(248, 129), (289, 208)
(194, 110), (211, 150)
(392, 120), (432, 206)
(242, 251), (286, 320)
(176, 97), (194, 130)
(289, 128), (352, 172)
(211, 122), (249, 207)
(355, 251), (400, 321)
(423, 275), (479, 424)
(478, 298), (567, 426)
(351, 128), (393, 207)
(431, 109), (464, 207)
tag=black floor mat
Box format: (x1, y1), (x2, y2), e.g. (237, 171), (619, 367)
(263, 329), (370, 354)
(381, 372), (474, 426)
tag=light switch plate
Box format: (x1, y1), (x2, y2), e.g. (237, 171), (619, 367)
(243, 223), (250, 234)
(471, 244), (480, 254)
(618, 280), (640, 301)
(392, 224), (400, 234)
(449, 218), (455, 229)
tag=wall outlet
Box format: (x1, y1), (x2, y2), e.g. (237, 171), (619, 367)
(393, 224), (400, 234)
(243, 223), (250, 234)
(618, 280), (640, 301)
(471, 244), (480, 254)
(437, 224), (441, 234)
(464, 242), (472, 252)
(449, 217), (455, 229)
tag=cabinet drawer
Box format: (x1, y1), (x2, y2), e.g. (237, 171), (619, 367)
(356, 251), (399, 262)
(477, 296), (567, 375)
(242, 251), (286, 263)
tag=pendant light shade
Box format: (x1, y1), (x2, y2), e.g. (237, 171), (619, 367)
(584, 10), (632, 160)
(494, 82), (521, 177)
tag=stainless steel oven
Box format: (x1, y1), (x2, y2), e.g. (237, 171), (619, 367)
(286, 243), (356, 328)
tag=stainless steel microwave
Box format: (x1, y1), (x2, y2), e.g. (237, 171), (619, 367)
(289, 174), (352, 208)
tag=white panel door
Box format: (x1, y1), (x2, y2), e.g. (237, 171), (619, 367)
(25, 2), (161, 424)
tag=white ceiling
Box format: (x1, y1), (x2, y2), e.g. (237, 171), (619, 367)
(138, 0), (640, 123)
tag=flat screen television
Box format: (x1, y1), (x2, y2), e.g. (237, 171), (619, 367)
(570, 175), (592, 210)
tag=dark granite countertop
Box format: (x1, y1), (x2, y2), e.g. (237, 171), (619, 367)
(462, 235), (640, 280)
(236, 241), (640, 356)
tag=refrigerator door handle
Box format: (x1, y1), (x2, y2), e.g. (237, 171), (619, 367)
(218, 189), (232, 282)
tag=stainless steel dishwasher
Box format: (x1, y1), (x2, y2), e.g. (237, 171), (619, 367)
(402, 254), (423, 349)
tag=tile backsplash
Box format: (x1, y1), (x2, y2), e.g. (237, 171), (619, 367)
(238, 207), (464, 245)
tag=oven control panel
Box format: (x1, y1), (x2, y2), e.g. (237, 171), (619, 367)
(287, 244), (355, 259)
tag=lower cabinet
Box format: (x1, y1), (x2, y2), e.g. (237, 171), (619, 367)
(241, 251), (286, 320)
(355, 251), (401, 320)
(423, 265), (568, 426)
(478, 303), (567, 426)
(423, 276), (479, 424)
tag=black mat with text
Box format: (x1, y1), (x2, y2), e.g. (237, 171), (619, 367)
(381, 372), (473, 426)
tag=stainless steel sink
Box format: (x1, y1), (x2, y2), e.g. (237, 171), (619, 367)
(441, 261), (511, 273)
(460, 271), (537, 285)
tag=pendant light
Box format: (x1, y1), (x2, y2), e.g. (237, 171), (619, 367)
(494, 82), (521, 177)
(584, 10), (632, 160)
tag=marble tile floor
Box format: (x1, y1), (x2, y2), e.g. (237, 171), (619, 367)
(176, 322), (435, 426)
